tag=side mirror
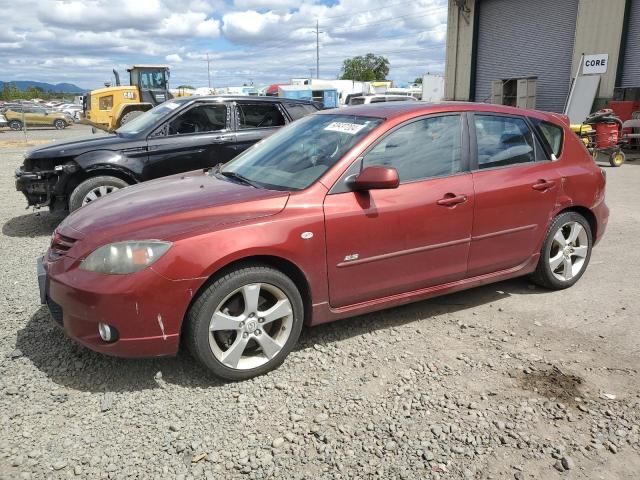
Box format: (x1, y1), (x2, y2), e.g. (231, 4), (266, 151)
(348, 166), (399, 191)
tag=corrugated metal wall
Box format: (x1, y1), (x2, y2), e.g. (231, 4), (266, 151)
(473, 0), (579, 112)
(620, 0), (640, 88)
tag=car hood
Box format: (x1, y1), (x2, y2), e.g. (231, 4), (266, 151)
(57, 171), (290, 254)
(26, 133), (132, 160)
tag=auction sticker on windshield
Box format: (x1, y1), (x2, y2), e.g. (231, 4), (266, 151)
(324, 122), (367, 135)
(165, 102), (181, 110)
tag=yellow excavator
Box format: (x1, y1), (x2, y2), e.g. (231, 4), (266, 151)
(82, 65), (172, 132)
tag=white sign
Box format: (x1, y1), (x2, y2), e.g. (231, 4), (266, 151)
(324, 122), (366, 135)
(583, 54), (609, 75)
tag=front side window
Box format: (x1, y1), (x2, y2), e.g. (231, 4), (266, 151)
(285, 103), (317, 121)
(168, 104), (227, 135)
(221, 114), (382, 191)
(474, 115), (535, 169)
(237, 103), (285, 129)
(363, 115), (462, 182)
(139, 71), (167, 90)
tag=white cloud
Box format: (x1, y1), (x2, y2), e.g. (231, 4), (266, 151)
(0, 0), (448, 89)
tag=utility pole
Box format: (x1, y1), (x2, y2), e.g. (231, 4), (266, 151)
(315, 20), (320, 79)
(206, 53), (211, 89)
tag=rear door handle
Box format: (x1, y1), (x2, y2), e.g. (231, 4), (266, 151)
(532, 179), (556, 191)
(437, 194), (468, 207)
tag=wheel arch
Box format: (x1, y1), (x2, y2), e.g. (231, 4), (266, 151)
(63, 164), (138, 197)
(182, 255), (314, 336)
(556, 205), (597, 239)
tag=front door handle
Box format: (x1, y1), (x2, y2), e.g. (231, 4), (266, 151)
(437, 193), (468, 207)
(211, 135), (233, 143)
(532, 179), (556, 191)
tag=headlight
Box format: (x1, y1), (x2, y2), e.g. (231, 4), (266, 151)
(80, 241), (171, 274)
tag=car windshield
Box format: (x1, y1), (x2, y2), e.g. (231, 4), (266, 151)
(116, 100), (187, 136)
(220, 114), (382, 191)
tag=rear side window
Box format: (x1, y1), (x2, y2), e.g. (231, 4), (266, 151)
(237, 103), (285, 129)
(285, 103), (316, 121)
(370, 97), (386, 103)
(349, 97), (365, 105)
(473, 115), (535, 169)
(531, 118), (563, 158)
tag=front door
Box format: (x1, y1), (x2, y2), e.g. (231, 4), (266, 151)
(144, 102), (236, 180)
(467, 113), (560, 276)
(324, 114), (474, 308)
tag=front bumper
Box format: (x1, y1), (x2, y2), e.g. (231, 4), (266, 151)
(15, 166), (56, 207)
(41, 255), (203, 358)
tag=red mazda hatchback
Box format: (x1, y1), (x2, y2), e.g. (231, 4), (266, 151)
(39, 103), (608, 380)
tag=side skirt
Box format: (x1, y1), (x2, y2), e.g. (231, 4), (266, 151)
(309, 254), (539, 326)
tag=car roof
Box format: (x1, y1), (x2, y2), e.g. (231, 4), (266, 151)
(323, 101), (563, 123)
(186, 95), (316, 105)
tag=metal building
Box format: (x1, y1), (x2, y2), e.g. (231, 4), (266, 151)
(445, 0), (640, 112)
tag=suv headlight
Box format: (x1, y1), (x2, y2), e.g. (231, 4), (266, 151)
(80, 241), (172, 274)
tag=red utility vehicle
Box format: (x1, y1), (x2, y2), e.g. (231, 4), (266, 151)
(39, 103), (609, 380)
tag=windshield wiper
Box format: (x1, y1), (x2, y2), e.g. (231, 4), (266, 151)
(218, 170), (260, 188)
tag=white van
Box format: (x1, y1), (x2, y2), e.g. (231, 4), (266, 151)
(348, 94), (418, 105)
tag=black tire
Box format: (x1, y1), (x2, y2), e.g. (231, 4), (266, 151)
(609, 151), (625, 167)
(9, 120), (22, 130)
(530, 212), (593, 290)
(68, 175), (129, 211)
(120, 110), (144, 126)
(184, 265), (304, 381)
(54, 119), (66, 130)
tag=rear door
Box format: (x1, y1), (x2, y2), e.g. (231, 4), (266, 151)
(467, 113), (560, 276)
(233, 101), (288, 153)
(324, 113), (474, 307)
(144, 102), (236, 179)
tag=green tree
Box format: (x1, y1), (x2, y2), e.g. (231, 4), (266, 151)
(176, 85), (195, 89)
(413, 77), (423, 84)
(339, 53), (390, 82)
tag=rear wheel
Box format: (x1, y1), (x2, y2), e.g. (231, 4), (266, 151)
(53, 119), (66, 130)
(609, 150), (625, 167)
(120, 110), (144, 126)
(530, 212), (592, 289)
(68, 175), (129, 211)
(9, 120), (22, 130)
(185, 265), (304, 381)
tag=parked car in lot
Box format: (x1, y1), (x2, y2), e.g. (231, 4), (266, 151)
(0, 113), (7, 128)
(16, 96), (320, 212)
(39, 102), (608, 380)
(4, 106), (73, 130)
(348, 94), (418, 105)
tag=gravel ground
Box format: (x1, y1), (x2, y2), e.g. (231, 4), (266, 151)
(1, 125), (639, 480)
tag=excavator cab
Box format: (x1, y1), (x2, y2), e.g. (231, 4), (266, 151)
(128, 65), (171, 105)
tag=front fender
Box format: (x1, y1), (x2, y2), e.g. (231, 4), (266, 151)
(74, 150), (143, 180)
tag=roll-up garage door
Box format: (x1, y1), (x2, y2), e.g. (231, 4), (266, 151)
(473, 0), (579, 112)
(620, 0), (640, 88)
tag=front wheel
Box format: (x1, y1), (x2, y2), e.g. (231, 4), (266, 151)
(120, 110), (144, 125)
(9, 120), (22, 130)
(54, 119), (66, 130)
(530, 212), (593, 289)
(68, 175), (129, 211)
(185, 265), (304, 381)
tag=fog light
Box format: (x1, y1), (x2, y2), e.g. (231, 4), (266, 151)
(98, 323), (118, 343)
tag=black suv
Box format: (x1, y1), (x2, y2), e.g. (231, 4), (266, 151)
(16, 96), (320, 212)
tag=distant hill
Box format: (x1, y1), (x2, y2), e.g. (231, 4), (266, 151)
(0, 80), (86, 93)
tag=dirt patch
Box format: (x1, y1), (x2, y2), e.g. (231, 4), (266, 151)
(518, 366), (584, 403)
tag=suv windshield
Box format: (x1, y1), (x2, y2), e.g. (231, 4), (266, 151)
(116, 100), (187, 136)
(220, 114), (382, 191)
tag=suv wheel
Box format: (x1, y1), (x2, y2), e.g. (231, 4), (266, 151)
(530, 212), (592, 289)
(185, 265), (304, 381)
(9, 120), (22, 130)
(54, 119), (66, 130)
(69, 176), (129, 211)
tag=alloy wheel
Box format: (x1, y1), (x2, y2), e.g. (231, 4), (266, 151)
(548, 221), (589, 282)
(208, 283), (293, 370)
(82, 185), (121, 205)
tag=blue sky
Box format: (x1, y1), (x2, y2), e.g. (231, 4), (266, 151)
(0, 0), (447, 89)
